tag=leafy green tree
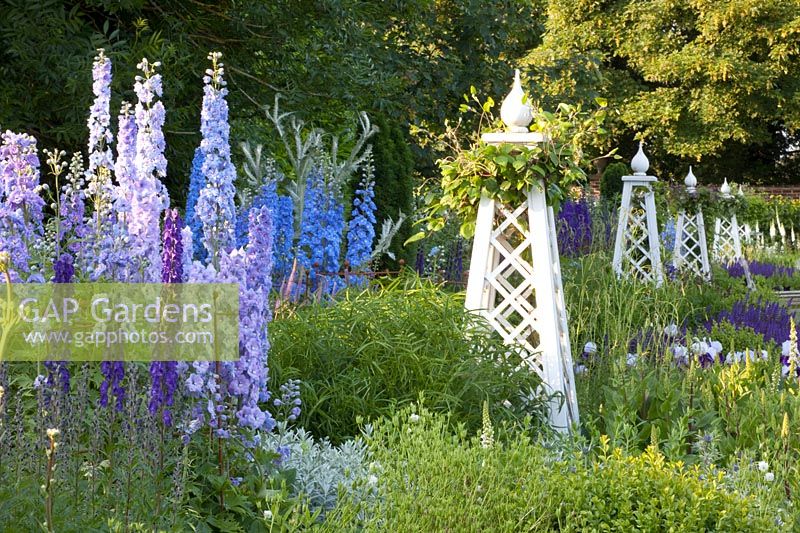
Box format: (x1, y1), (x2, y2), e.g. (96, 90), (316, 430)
(523, 0), (800, 183)
(1, 1), (547, 203)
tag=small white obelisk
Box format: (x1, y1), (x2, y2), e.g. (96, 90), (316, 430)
(612, 142), (664, 286)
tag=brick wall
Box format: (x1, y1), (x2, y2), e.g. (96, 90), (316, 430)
(586, 177), (800, 199)
(752, 186), (800, 199)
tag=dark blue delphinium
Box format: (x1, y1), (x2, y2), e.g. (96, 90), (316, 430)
(705, 297), (790, 345)
(444, 239), (464, 282)
(44, 253), (75, 393)
(725, 260), (795, 280)
(100, 361), (125, 411)
(415, 248), (425, 275)
(556, 198), (593, 257)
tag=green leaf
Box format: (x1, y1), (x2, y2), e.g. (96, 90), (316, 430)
(404, 231), (426, 246)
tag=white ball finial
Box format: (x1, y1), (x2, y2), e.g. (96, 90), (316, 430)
(720, 178), (732, 198)
(631, 141), (649, 175)
(500, 69), (533, 133)
(737, 184), (745, 197)
(684, 166), (697, 192)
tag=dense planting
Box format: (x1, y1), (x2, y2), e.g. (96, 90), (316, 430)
(4, 17), (800, 528)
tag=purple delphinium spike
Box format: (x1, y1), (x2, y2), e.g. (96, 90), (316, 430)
(232, 205), (275, 430)
(53, 253), (75, 283)
(182, 204), (279, 441)
(196, 52), (237, 262)
(162, 209), (183, 284)
(149, 209), (183, 426)
(130, 58), (170, 281)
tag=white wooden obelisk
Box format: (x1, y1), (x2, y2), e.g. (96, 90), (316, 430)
(712, 179), (744, 264)
(673, 167), (711, 280)
(612, 142), (664, 285)
(464, 70), (578, 432)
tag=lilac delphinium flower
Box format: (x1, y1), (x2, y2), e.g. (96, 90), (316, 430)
(183, 206), (277, 440)
(59, 154), (89, 256)
(345, 158), (377, 277)
(84, 52), (129, 281)
(130, 58), (170, 281)
(196, 52), (237, 262)
(114, 101), (137, 217)
(86, 49), (114, 176)
(0, 131), (44, 278)
(185, 147), (207, 261)
(231, 205), (276, 431)
(149, 210), (182, 426)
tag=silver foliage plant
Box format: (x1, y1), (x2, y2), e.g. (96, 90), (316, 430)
(261, 423), (380, 517)
(371, 210), (407, 262)
(242, 95), (406, 263)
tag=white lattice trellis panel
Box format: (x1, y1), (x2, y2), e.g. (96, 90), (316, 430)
(712, 215), (743, 264)
(465, 186), (579, 432)
(673, 209), (710, 279)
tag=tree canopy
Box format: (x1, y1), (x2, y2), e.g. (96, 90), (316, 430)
(524, 0), (800, 183)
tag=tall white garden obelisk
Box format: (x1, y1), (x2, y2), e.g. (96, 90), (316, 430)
(464, 70), (579, 432)
(673, 167), (711, 280)
(612, 142), (664, 286)
(712, 179), (744, 264)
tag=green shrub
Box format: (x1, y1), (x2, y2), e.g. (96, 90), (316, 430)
(599, 161), (628, 201)
(269, 276), (545, 442)
(704, 320), (773, 354)
(369, 114), (416, 269)
(320, 405), (780, 531)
